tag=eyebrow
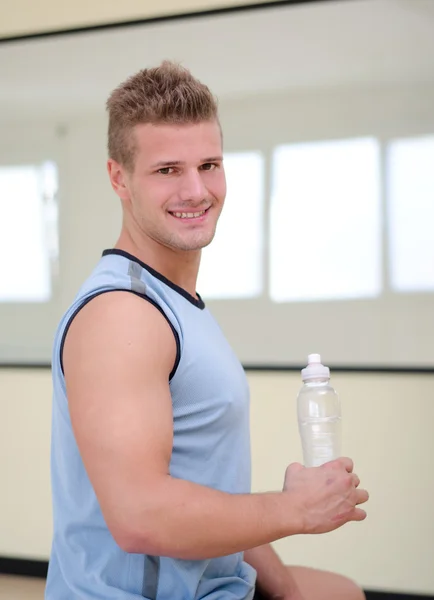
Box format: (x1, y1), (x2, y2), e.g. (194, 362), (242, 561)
(150, 156), (224, 168)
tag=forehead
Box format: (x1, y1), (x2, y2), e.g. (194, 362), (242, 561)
(133, 121), (222, 164)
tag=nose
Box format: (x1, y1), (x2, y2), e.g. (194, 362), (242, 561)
(178, 169), (207, 204)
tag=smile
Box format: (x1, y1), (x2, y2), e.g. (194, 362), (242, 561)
(169, 208), (209, 220)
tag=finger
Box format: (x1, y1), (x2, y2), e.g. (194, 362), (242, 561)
(355, 488), (369, 505)
(339, 457), (354, 473)
(286, 462), (305, 475)
(352, 473), (360, 488)
(324, 457), (353, 473)
(350, 507), (367, 522)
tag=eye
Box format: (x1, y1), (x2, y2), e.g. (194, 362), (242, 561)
(157, 167), (174, 175)
(200, 163), (217, 171)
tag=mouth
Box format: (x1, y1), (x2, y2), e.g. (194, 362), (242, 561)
(168, 207), (210, 222)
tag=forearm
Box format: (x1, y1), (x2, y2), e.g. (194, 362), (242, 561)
(244, 544), (299, 599)
(116, 476), (301, 559)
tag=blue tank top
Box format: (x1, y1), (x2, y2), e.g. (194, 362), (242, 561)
(45, 249), (257, 600)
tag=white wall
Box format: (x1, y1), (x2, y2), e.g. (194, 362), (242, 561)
(1, 367), (434, 596)
(0, 0), (279, 38)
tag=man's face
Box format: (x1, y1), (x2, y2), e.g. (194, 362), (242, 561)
(109, 120), (226, 253)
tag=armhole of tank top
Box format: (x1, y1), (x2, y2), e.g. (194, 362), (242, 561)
(59, 289), (181, 382)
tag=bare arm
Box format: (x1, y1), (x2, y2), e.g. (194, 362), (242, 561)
(64, 292), (368, 560)
(64, 292), (296, 559)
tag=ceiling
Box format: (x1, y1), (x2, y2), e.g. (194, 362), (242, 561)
(1, 0), (434, 118)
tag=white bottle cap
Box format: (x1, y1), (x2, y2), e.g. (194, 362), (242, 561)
(301, 353), (330, 381)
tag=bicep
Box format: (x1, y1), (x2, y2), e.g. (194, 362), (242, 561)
(62, 292), (176, 536)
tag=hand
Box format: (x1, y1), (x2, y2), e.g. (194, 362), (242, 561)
(283, 457), (369, 534)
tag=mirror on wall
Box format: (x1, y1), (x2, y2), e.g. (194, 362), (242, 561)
(0, 0), (433, 367)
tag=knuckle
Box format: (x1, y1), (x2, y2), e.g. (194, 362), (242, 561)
(344, 474), (353, 487)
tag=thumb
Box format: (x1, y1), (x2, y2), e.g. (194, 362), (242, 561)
(286, 462), (305, 476)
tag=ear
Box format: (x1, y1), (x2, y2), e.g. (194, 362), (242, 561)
(107, 159), (131, 201)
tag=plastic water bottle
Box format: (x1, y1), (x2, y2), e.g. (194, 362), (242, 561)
(297, 354), (342, 468)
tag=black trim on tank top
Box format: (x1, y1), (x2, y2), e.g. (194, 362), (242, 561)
(59, 289), (181, 381)
(102, 248), (205, 310)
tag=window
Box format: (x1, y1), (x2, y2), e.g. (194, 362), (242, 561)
(387, 135), (434, 292)
(197, 151), (264, 299)
(269, 137), (382, 302)
(0, 162), (58, 302)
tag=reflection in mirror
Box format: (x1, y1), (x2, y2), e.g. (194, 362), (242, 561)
(0, 0), (434, 366)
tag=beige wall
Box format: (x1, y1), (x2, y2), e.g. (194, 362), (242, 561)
(0, 0), (281, 38)
(1, 368), (433, 595)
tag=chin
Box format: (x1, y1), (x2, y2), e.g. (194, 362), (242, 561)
(196, 235), (215, 250)
(175, 232), (216, 252)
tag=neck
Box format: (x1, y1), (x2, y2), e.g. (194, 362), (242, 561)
(115, 227), (201, 298)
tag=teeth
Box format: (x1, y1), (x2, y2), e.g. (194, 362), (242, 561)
(172, 210), (206, 219)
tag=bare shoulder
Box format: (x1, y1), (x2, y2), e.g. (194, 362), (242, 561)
(62, 290), (177, 382)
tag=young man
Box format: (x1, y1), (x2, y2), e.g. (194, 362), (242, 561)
(45, 61), (369, 600)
